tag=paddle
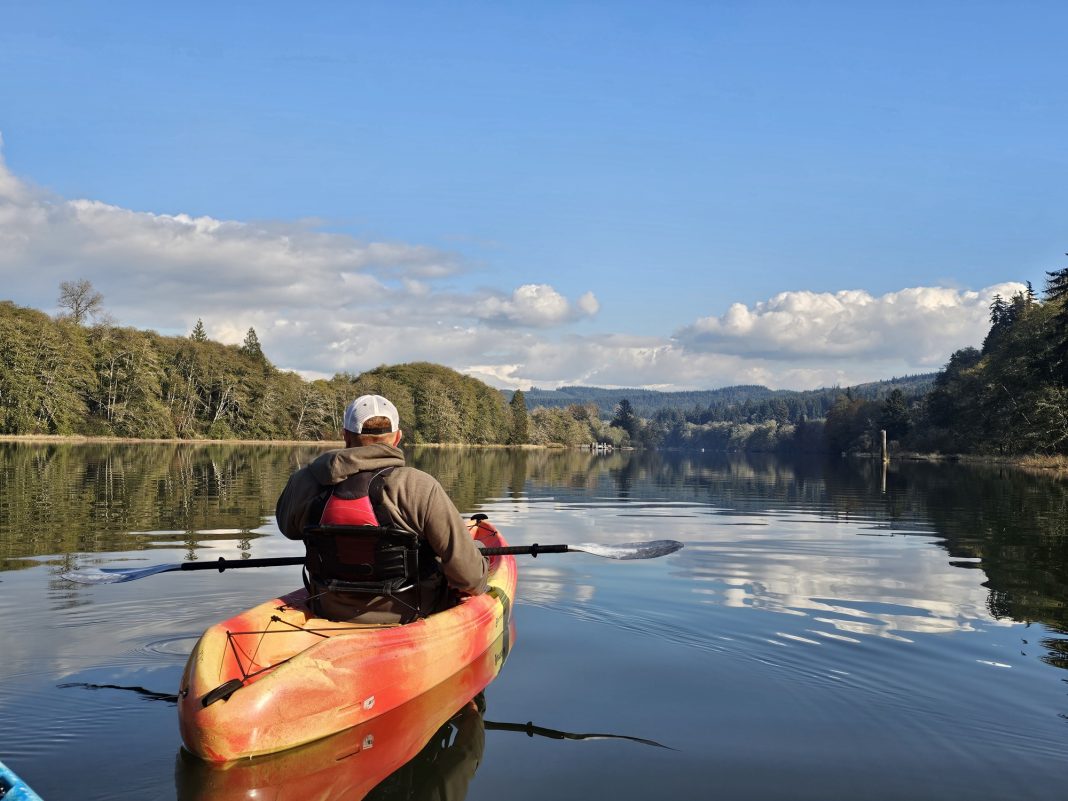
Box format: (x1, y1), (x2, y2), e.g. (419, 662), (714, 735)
(60, 539), (683, 585)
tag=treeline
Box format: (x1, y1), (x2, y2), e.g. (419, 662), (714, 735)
(517, 379), (932, 453)
(516, 375), (935, 423)
(522, 398), (824, 453)
(0, 300), (524, 444)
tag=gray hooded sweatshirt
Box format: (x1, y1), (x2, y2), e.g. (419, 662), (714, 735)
(275, 444), (488, 622)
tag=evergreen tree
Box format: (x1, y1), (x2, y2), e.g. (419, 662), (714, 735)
(240, 327), (264, 360)
(190, 319), (208, 342)
(1046, 259), (1068, 302)
(611, 398), (638, 438)
(1046, 259), (1068, 383)
(878, 389), (910, 441)
(508, 389), (529, 445)
(989, 294), (1006, 325)
(1007, 290), (1027, 324)
(984, 293), (1020, 354)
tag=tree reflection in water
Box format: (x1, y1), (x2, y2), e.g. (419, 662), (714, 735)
(3, 441), (1066, 663)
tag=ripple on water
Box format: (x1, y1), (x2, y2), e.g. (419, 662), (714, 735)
(0, 671), (175, 761)
(139, 635), (202, 658)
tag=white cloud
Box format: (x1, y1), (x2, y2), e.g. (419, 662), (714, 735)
(576, 291), (600, 316)
(467, 335), (872, 391)
(475, 283), (600, 327)
(0, 147), (596, 348)
(0, 146), (1025, 392)
(675, 284), (1026, 365)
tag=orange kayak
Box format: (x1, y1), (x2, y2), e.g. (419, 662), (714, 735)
(178, 517), (517, 762)
(177, 627), (511, 800)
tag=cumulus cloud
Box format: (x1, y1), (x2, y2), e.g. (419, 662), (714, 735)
(464, 281), (1031, 390)
(475, 284), (600, 327)
(463, 334), (869, 391)
(675, 285), (1026, 366)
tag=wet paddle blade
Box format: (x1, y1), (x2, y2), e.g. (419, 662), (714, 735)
(60, 563), (183, 585)
(569, 540), (683, 560)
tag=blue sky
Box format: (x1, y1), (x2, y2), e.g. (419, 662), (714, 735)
(0, 1), (1064, 389)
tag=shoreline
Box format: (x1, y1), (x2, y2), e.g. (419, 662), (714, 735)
(894, 451), (1068, 473)
(0, 434), (341, 446)
(0, 434), (550, 449)
(1, 435), (1064, 471)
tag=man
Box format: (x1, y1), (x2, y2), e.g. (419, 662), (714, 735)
(276, 394), (488, 622)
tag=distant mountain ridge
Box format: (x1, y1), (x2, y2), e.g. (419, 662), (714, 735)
(505, 375), (937, 419)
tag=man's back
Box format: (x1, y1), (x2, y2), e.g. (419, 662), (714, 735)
(276, 441), (487, 622)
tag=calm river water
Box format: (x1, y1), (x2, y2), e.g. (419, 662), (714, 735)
(1, 443), (1067, 800)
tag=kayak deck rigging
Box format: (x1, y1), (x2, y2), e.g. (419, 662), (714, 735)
(202, 612), (402, 705)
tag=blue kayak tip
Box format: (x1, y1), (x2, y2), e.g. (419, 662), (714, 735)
(0, 758), (44, 801)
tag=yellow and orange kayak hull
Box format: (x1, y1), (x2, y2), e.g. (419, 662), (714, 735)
(178, 518), (516, 762)
(177, 626), (511, 800)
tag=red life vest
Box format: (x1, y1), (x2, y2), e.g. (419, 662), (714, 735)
(304, 466), (443, 620)
(319, 469), (392, 526)
(312, 468), (398, 571)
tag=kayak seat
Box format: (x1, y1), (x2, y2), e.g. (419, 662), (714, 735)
(301, 524), (434, 618)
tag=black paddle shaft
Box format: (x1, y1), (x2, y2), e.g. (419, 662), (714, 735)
(179, 556), (305, 572)
(177, 545), (564, 574)
(481, 544), (568, 557)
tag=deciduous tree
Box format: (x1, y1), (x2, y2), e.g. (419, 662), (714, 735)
(57, 279), (104, 325)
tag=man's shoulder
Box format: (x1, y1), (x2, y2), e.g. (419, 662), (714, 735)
(387, 464), (441, 487)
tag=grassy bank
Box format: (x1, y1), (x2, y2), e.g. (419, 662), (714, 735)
(896, 450), (1068, 475)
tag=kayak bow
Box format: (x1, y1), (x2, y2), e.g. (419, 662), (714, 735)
(178, 517), (516, 762)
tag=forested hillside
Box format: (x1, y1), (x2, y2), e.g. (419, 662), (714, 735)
(0, 301), (516, 444)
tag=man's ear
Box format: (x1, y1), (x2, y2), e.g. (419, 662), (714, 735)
(393, 430), (403, 446)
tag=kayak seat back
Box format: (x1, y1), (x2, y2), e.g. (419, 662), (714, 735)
(301, 524), (432, 617)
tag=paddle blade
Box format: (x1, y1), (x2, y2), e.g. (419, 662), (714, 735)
(569, 540), (683, 560)
(60, 563), (182, 585)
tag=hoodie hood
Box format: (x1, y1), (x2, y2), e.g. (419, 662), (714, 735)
(309, 444), (406, 485)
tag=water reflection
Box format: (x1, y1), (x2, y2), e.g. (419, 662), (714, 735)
(0, 442), (329, 568)
(3, 443), (1068, 799)
(3, 442), (1067, 648)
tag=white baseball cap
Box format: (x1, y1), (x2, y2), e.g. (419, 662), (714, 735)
(343, 394), (400, 434)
